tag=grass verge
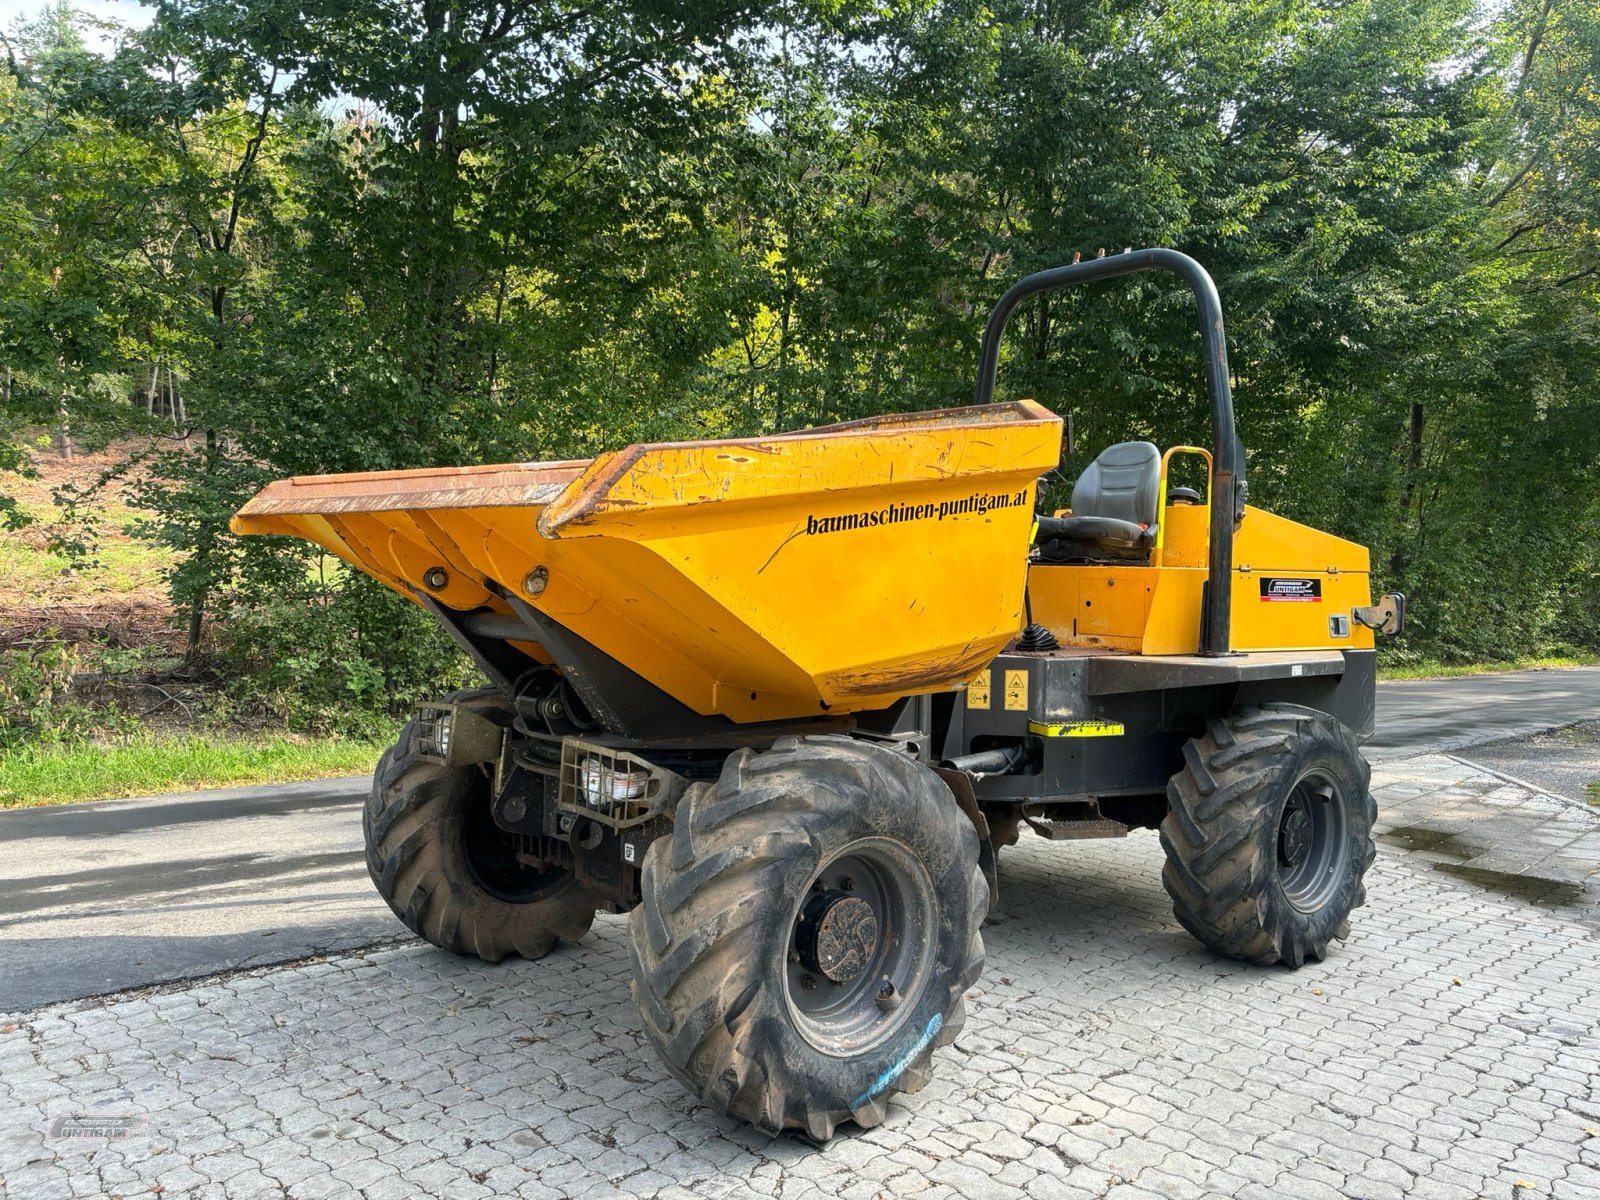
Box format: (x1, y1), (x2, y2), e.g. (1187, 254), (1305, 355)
(0, 732), (394, 808)
(1378, 654), (1600, 681)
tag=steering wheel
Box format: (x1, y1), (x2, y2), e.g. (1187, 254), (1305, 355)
(1167, 486), (1203, 506)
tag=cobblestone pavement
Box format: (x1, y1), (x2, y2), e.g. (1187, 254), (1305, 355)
(2, 755), (1598, 1200)
(1373, 753), (1600, 922)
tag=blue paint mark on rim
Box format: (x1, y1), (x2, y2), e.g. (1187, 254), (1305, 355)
(851, 1012), (943, 1109)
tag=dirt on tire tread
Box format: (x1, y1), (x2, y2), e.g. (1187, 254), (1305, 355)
(629, 736), (983, 1139)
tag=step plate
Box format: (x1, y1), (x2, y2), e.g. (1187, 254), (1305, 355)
(1027, 816), (1130, 841)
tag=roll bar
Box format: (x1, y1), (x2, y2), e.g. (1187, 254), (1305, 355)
(973, 248), (1244, 657)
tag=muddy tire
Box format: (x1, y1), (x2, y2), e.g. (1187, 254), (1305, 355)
(629, 736), (985, 1139)
(1160, 704), (1375, 967)
(365, 688), (595, 962)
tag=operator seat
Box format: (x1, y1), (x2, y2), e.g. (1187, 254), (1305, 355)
(1036, 441), (1160, 563)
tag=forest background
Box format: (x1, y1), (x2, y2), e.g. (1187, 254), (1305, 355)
(2, 0), (1596, 800)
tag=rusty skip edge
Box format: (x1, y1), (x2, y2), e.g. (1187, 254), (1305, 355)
(822, 639), (996, 699)
(234, 400), (1060, 527)
(538, 401), (1063, 536)
(233, 457), (589, 519)
(235, 481), (576, 518)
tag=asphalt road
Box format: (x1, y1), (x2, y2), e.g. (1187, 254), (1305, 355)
(1367, 664), (1600, 760)
(3, 666), (1597, 1013)
(0, 778), (399, 1012)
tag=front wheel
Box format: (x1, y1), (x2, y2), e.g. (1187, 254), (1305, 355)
(629, 736), (986, 1139)
(1160, 704), (1375, 967)
(365, 689), (595, 962)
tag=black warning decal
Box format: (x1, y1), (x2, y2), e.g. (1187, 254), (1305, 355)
(1260, 577), (1322, 603)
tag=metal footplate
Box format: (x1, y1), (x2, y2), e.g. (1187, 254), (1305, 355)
(1025, 815), (1130, 841)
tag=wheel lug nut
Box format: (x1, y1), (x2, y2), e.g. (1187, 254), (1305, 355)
(800, 975), (817, 990)
(839, 876), (854, 891)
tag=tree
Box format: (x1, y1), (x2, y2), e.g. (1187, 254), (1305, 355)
(2, 0), (1596, 675)
(0, 4), (157, 462)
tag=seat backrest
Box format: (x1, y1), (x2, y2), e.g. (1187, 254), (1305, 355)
(1071, 441), (1161, 526)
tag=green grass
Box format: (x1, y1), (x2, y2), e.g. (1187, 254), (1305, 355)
(1378, 654), (1600, 681)
(0, 526), (172, 604)
(0, 488), (175, 606)
(1586, 781), (1600, 808)
(0, 733), (392, 807)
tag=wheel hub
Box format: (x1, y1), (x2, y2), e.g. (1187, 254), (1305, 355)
(796, 891), (878, 984)
(782, 841), (936, 1055)
(1278, 798), (1312, 867)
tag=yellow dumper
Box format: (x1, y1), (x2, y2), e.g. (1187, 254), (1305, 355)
(235, 249), (1403, 1139)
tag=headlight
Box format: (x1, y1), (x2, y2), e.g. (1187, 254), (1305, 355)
(580, 756), (649, 808)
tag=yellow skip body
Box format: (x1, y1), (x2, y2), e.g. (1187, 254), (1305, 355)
(233, 401), (1064, 721)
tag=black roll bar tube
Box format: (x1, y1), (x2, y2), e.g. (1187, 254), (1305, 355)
(973, 247), (1244, 657)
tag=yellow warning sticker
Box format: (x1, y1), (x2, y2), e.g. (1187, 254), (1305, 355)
(1004, 669), (1029, 711)
(1027, 719), (1126, 738)
(965, 671), (991, 710)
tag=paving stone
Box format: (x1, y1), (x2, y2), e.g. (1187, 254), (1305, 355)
(0, 754), (1596, 1199)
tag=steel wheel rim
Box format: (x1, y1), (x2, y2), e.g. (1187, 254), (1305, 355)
(782, 837), (935, 1057)
(1276, 768), (1350, 913)
(462, 784), (567, 904)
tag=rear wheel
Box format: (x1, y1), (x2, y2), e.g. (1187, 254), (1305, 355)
(1160, 704), (1375, 967)
(629, 736), (985, 1139)
(365, 688), (595, 962)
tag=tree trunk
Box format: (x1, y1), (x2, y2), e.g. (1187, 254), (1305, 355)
(183, 427), (221, 663)
(775, 299), (791, 434)
(169, 364), (186, 428)
(1389, 402), (1424, 576)
(185, 586), (205, 656)
(56, 353), (72, 461)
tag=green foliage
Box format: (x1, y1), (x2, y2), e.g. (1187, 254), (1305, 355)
(1376, 650), (1599, 679)
(215, 572), (475, 736)
(0, 637), (108, 747)
(0, 0), (1597, 703)
(0, 429), (36, 532)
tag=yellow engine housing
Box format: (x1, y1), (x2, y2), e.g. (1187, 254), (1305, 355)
(1029, 502), (1375, 655)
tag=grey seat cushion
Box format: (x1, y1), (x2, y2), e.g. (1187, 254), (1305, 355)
(1036, 441), (1161, 564)
(1070, 441), (1161, 526)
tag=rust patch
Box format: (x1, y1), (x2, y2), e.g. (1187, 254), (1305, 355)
(932, 767), (990, 840)
(237, 463), (584, 518)
(823, 642), (999, 699)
